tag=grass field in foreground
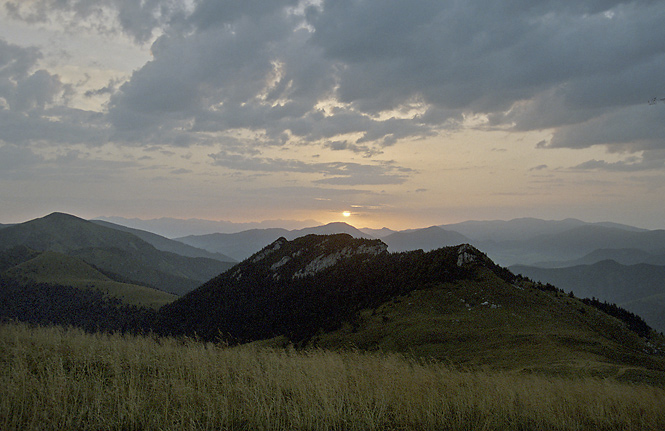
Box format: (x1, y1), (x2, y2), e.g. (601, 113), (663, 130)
(2, 322), (665, 430)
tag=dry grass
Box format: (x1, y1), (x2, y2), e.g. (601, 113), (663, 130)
(1, 322), (664, 430)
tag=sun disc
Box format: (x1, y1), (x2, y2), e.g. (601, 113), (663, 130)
(342, 211), (351, 217)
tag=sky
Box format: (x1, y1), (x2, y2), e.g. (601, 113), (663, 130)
(1, 0), (664, 231)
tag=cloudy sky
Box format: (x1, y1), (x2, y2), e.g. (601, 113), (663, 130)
(1, 0), (664, 231)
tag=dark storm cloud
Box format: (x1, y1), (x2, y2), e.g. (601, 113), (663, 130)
(4, 0), (665, 168)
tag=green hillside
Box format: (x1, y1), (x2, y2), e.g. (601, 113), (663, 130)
(3, 251), (176, 309)
(0, 213), (235, 295)
(313, 269), (665, 382)
(510, 260), (665, 332)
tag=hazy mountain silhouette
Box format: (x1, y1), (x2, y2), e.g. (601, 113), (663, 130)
(176, 228), (291, 261)
(170, 217), (665, 268)
(531, 248), (665, 268)
(465, 225), (665, 266)
(91, 219), (237, 262)
(358, 227), (396, 238)
(442, 218), (646, 243)
(0, 213), (235, 295)
(382, 226), (469, 252)
(95, 215), (321, 238)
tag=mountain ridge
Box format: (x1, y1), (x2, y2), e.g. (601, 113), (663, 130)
(91, 219), (237, 262)
(158, 233), (665, 378)
(382, 226), (469, 252)
(159, 234), (505, 343)
(94, 215), (322, 237)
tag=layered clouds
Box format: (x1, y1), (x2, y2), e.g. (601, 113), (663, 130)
(1, 0), (664, 225)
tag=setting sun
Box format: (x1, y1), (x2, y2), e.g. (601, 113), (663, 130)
(342, 211), (351, 217)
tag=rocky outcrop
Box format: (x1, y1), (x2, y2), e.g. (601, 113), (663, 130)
(294, 242), (388, 278)
(456, 244), (477, 267)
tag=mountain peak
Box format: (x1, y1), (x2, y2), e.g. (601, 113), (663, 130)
(231, 234), (389, 282)
(41, 212), (87, 223)
(161, 235), (515, 343)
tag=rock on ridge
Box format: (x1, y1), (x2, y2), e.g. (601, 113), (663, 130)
(230, 234), (389, 282)
(252, 237), (287, 263)
(294, 242), (388, 279)
(456, 244), (477, 267)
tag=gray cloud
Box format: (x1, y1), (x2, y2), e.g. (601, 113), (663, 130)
(314, 174), (407, 186)
(0, 39), (58, 112)
(3, 0), (665, 163)
(547, 104), (665, 151)
(4, 0), (186, 44)
(0, 39), (109, 146)
(571, 152), (665, 172)
(323, 140), (381, 157)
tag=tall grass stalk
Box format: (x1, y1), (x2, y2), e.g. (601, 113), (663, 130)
(1, 322), (664, 430)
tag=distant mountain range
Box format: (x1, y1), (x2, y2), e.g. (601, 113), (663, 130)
(176, 222), (373, 261)
(91, 220), (237, 262)
(177, 223), (470, 261)
(0, 213), (236, 296)
(170, 218), (665, 267)
(440, 218), (647, 243)
(530, 248), (665, 268)
(94, 215), (321, 238)
(380, 226), (468, 253)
